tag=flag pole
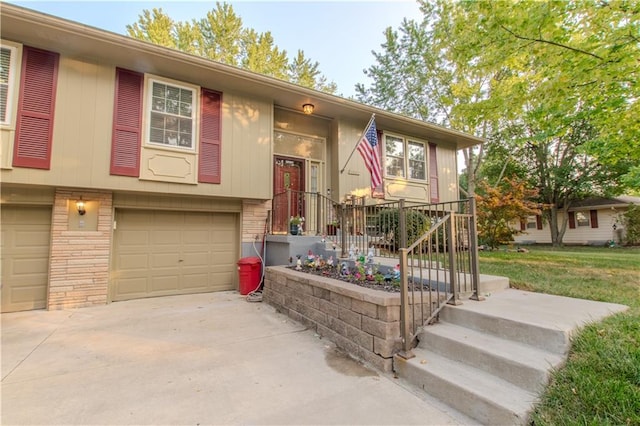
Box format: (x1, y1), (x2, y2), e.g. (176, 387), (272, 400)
(339, 113), (376, 174)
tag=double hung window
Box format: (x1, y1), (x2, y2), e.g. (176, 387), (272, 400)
(384, 134), (427, 181)
(147, 79), (196, 150)
(0, 41), (19, 126)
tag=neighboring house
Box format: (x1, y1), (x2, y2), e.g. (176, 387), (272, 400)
(513, 196), (640, 246)
(0, 4), (482, 313)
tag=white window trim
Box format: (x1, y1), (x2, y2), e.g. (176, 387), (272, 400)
(383, 132), (428, 182)
(0, 40), (23, 129)
(143, 74), (199, 153)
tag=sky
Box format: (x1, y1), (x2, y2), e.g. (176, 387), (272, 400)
(8, 0), (424, 98)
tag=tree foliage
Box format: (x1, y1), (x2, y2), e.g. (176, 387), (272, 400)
(126, 3), (337, 93)
(475, 177), (540, 249)
(357, 0), (639, 246)
(622, 204), (640, 246)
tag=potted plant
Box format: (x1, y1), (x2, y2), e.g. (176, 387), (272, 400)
(327, 220), (339, 236)
(289, 216), (304, 235)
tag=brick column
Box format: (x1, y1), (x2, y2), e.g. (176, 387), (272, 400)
(242, 199), (271, 243)
(48, 189), (113, 309)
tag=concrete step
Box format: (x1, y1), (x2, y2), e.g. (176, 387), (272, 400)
(419, 322), (565, 392)
(439, 303), (571, 355)
(394, 349), (536, 425)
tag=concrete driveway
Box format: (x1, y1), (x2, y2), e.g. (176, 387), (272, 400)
(1, 292), (470, 425)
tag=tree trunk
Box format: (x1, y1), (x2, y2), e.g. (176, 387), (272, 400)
(548, 204), (568, 246)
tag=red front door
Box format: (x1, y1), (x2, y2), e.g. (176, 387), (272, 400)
(273, 157), (304, 233)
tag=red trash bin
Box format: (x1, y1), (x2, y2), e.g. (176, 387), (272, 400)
(237, 256), (262, 295)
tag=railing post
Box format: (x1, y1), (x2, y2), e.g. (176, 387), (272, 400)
(468, 197), (484, 301)
(340, 203), (347, 257)
(399, 199), (407, 249)
(447, 213), (461, 305)
(315, 192), (321, 235)
(398, 248), (415, 359)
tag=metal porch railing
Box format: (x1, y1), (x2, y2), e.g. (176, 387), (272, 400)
(398, 198), (480, 358)
(268, 192), (481, 358)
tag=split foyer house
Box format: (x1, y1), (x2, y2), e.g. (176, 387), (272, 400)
(514, 196), (639, 246)
(0, 4), (482, 313)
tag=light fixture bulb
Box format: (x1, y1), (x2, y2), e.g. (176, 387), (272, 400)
(302, 103), (314, 115)
(76, 198), (86, 216)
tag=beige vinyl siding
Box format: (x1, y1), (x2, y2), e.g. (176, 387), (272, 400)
(1, 56), (273, 200)
(1, 205), (52, 312)
(514, 209), (622, 245)
(335, 119), (459, 203)
(337, 119), (373, 199)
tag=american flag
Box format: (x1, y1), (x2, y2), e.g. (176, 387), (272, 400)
(357, 118), (382, 190)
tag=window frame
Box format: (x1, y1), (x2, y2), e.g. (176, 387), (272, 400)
(575, 211), (590, 227)
(383, 132), (428, 182)
(526, 216), (537, 229)
(143, 75), (199, 152)
(0, 40), (22, 128)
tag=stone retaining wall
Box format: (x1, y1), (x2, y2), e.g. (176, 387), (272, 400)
(264, 266), (403, 372)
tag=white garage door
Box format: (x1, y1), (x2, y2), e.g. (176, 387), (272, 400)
(1, 205), (52, 313)
(112, 209), (238, 301)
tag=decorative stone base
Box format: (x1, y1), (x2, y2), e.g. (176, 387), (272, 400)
(264, 266), (403, 372)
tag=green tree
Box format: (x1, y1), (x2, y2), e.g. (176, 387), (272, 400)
(126, 8), (177, 49)
(126, 2), (337, 94)
(622, 204), (640, 246)
(357, 0), (639, 246)
(288, 50), (337, 93)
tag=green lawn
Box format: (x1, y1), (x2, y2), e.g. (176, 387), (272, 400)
(479, 246), (640, 425)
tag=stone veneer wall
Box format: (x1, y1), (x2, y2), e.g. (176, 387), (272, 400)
(48, 189), (113, 309)
(264, 266), (402, 372)
(242, 199), (271, 243)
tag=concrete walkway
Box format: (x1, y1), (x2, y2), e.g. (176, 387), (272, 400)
(1, 292), (471, 425)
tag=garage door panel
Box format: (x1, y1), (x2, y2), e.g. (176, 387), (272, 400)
(181, 273), (211, 290)
(118, 230), (150, 247)
(153, 229), (182, 245)
(113, 210), (238, 301)
(183, 230), (211, 244)
(151, 276), (180, 292)
(12, 257), (49, 274)
(117, 277), (148, 296)
(1, 206), (51, 313)
(152, 253), (180, 267)
(14, 230), (51, 249)
(118, 254), (149, 270)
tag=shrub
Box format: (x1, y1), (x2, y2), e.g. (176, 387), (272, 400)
(375, 208), (431, 248)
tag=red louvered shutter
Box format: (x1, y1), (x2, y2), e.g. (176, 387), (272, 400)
(520, 220), (526, 231)
(199, 88), (222, 184)
(590, 210), (598, 228)
(110, 68), (143, 176)
(568, 211), (576, 229)
(13, 47), (59, 169)
(536, 215), (543, 230)
(429, 143), (439, 203)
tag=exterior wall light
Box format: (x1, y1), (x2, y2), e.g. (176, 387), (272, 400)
(76, 197), (86, 215)
(302, 103), (314, 115)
